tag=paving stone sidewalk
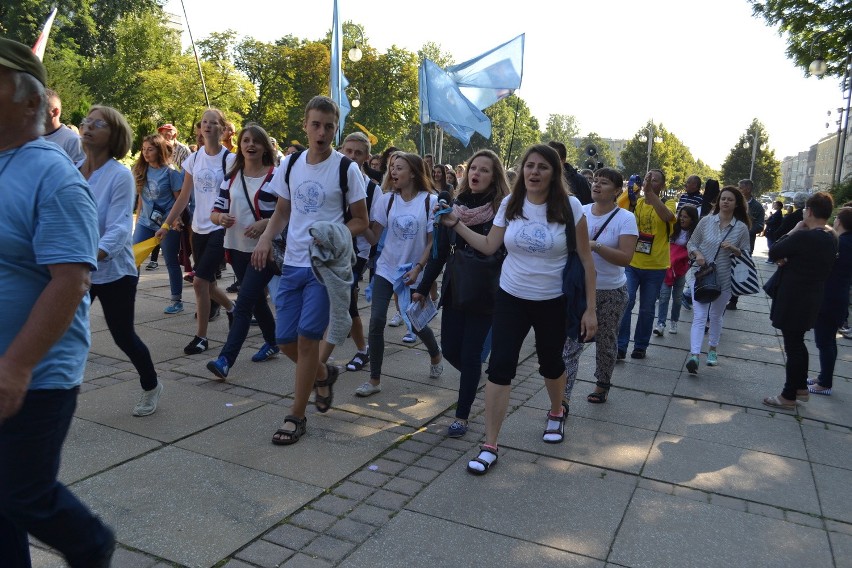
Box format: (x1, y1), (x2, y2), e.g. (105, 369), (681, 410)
(30, 239), (852, 568)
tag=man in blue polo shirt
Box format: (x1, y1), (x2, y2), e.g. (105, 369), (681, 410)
(0, 39), (115, 567)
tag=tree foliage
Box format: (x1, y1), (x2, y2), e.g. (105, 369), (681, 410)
(541, 114), (581, 164)
(620, 121), (699, 190)
(749, 1), (852, 78)
(720, 119), (781, 194)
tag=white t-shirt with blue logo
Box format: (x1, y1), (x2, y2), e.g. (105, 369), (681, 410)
(372, 190), (437, 288)
(495, 195), (584, 300)
(267, 150), (367, 268)
(182, 147), (236, 235)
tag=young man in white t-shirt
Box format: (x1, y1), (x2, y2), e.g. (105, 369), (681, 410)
(252, 96), (368, 445)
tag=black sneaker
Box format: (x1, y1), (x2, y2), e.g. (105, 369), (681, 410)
(184, 335), (208, 355)
(617, 349), (626, 360)
(226, 309), (234, 330)
(209, 304), (221, 322)
(631, 349), (646, 359)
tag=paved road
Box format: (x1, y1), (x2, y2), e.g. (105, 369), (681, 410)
(30, 238), (852, 568)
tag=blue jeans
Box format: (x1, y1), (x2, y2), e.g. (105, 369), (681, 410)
(657, 275), (685, 325)
(0, 388), (115, 567)
(219, 250), (277, 366)
(368, 276), (440, 380)
(440, 305), (492, 420)
(134, 223), (182, 301)
(618, 266), (666, 351)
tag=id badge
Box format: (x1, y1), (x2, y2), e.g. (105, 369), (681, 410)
(635, 232), (654, 255)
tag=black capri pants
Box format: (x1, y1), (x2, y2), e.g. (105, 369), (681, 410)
(348, 257), (369, 318)
(487, 288), (567, 386)
(191, 229), (225, 282)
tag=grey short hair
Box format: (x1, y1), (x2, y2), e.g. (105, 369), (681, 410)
(738, 179), (754, 192)
(12, 71), (47, 135)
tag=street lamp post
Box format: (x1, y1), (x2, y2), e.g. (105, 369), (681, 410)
(811, 43), (852, 186)
(744, 131), (760, 180)
(639, 123), (662, 173)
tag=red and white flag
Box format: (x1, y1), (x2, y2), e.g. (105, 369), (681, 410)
(31, 7), (58, 61)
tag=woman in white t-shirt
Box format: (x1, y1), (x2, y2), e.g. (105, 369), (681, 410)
(157, 108), (236, 356)
(205, 124), (279, 380)
(354, 153), (443, 397)
(563, 168), (638, 406)
(440, 145), (598, 475)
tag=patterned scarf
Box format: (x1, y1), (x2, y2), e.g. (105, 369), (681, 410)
(453, 201), (496, 227)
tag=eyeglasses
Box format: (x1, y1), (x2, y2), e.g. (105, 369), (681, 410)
(80, 118), (109, 130)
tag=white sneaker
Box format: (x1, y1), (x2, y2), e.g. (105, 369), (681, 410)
(668, 322), (678, 334)
(653, 322), (665, 336)
(388, 312), (403, 327)
(355, 382), (382, 397)
(133, 382), (163, 417)
(429, 361), (444, 379)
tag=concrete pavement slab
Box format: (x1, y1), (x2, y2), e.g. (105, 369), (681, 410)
(527, 383), (671, 431)
(802, 422), (852, 470)
(660, 398), (807, 460)
(643, 433), (820, 514)
(408, 451), (636, 559)
(74, 379), (262, 443)
(610, 362), (682, 396)
(89, 325), (222, 364)
(333, 376), (460, 428)
(673, 358), (791, 411)
(59, 418), (161, 484)
(609, 488), (832, 568)
(812, 463), (852, 524)
(175, 405), (405, 487)
(499, 406), (656, 474)
(371, 347), (460, 386)
(338, 510), (604, 568)
(795, 391), (852, 427)
(171, 351), (297, 394)
(609, 344), (688, 372)
(830, 531), (852, 568)
(83, 360), (123, 381)
(71, 446), (320, 567)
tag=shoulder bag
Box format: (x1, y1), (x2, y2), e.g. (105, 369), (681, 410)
(445, 226), (503, 315)
(693, 224), (734, 303)
(730, 249), (760, 296)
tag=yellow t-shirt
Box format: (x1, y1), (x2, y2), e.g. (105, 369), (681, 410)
(630, 197), (677, 270)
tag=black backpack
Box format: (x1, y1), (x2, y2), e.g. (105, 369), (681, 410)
(284, 150), (355, 220)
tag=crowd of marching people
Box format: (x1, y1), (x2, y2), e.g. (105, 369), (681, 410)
(2, 37), (851, 565)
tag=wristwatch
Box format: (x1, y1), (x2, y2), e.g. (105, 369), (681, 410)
(594, 241), (603, 251)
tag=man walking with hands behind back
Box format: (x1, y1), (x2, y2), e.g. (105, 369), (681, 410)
(0, 38), (115, 567)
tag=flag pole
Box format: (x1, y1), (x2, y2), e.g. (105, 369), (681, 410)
(178, 0), (210, 107)
(504, 93), (522, 167)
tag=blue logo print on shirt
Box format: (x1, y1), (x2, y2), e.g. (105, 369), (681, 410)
(294, 181), (326, 214)
(515, 222), (553, 253)
(196, 168), (217, 194)
(392, 215), (419, 241)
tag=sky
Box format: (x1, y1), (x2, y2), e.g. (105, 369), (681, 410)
(163, 0), (842, 170)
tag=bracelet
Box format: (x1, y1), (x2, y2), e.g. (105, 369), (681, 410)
(415, 262), (423, 270)
(161, 222), (170, 230)
(450, 218), (460, 228)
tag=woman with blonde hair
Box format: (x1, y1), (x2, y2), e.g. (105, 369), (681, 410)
(157, 108), (237, 355)
(131, 133), (184, 314)
(79, 106), (161, 416)
(414, 149), (509, 437)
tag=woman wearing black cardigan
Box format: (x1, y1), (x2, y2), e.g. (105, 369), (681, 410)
(413, 149), (509, 438)
(763, 192), (838, 410)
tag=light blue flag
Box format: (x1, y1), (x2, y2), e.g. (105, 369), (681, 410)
(330, 0), (350, 143)
(447, 34), (525, 111)
(418, 34), (525, 146)
(419, 59), (490, 147)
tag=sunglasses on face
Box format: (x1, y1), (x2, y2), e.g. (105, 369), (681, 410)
(80, 118), (109, 130)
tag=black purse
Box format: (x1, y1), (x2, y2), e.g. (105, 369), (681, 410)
(692, 224), (734, 304)
(446, 230), (503, 314)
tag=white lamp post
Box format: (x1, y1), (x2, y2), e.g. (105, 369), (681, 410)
(638, 123), (662, 173)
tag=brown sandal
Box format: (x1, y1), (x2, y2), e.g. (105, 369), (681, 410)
(314, 364), (339, 413)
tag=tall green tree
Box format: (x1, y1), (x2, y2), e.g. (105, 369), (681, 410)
(620, 121), (697, 189)
(576, 132), (617, 171)
(749, 0), (852, 77)
(1, 0), (163, 57)
(541, 113), (581, 164)
(720, 119), (781, 194)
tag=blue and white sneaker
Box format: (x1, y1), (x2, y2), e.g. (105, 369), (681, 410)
(206, 356), (230, 380)
(164, 300), (184, 314)
(251, 342), (280, 363)
(447, 419), (468, 438)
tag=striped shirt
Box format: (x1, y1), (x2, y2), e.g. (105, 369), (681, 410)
(687, 214), (751, 292)
(677, 192), (704, 213)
